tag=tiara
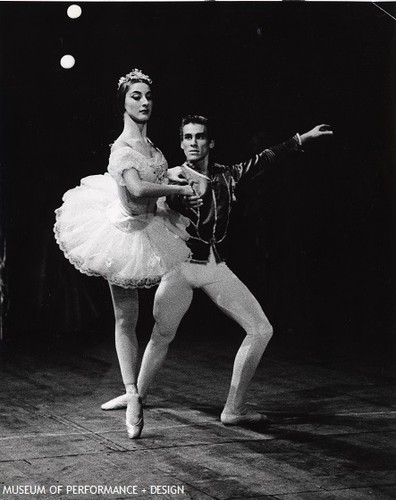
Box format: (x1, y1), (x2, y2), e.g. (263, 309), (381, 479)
(117, 69), (152, 89)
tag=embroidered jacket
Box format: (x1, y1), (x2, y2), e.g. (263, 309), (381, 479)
(167, 135), (302, 263)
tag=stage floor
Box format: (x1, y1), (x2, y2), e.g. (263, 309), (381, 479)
(1, 334), (395, 500)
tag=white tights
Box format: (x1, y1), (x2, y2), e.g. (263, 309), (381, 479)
(138, 260), (273, 413)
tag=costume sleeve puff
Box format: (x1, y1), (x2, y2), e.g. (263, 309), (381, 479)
(107, 147), (144, 186)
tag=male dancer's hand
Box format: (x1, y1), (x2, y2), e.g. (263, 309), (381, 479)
(300, 124), (333, 144)
(182, 193), (203, 208)
(183, 179), (203, 208)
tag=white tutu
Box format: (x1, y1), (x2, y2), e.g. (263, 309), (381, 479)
(54, 173), (191, 288)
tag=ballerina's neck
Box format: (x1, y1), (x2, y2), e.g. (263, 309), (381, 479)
(123, 113), (148, 138)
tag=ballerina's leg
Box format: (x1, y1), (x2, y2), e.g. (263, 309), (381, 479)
(109, 283), (143, 438)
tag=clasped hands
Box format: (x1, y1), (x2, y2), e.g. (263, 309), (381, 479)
(167, 167), (203, 208)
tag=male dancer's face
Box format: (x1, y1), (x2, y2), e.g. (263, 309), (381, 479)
(180, 123), (214, 164)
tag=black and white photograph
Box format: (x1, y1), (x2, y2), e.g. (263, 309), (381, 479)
(0, 1), (395, 499)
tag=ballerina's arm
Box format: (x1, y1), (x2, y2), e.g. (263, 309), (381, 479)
(123, 168), (194, 199)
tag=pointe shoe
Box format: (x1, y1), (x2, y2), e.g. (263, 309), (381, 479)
(101, 394), (147, 411)
(126, 394), (144, 439)
(220, 409), (270, 427)
(101, 394), (128, 411)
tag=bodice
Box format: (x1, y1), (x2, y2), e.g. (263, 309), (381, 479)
(107, 139), (168, 216)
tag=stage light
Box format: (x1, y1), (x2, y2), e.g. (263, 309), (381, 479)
(60, 54), (76, 69)
(67, 4), (82, 19)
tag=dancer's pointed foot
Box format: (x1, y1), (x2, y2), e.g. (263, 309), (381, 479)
(102, 394), (147, 410)
(220, 408), (269, 427)
(126, 394), (143, 439)
(101, 394), (128, 411)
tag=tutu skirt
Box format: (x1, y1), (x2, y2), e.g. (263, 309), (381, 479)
(54, 173), (191, 288)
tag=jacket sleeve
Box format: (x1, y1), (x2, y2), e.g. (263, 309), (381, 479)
(230, 134), (302, 183)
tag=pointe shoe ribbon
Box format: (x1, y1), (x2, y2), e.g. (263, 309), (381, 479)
(126, 394), (144, 439)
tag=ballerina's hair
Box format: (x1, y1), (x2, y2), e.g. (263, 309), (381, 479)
(116, 69), (153, 115)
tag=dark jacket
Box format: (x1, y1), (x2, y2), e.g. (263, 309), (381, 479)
(167, 135), (302, 263)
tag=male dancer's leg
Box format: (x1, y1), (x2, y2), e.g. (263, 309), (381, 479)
(202, 264), (273, 423)
(137, 267), (194, 398)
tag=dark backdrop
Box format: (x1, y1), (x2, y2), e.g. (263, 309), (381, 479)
(1, 2), (395, 362)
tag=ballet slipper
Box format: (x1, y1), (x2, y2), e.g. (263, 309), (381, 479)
(101, 393), (148, 411)
(126, 394), (144, 439)
(220, 408), (269, 426)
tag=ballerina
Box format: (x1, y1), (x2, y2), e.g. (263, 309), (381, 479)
(54, 69), (194, 438)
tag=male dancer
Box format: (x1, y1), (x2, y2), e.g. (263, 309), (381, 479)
(103, 115), (333, 425)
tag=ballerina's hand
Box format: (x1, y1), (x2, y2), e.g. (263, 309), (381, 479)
(300, 124), (334, 144)
(167, 166), (188, 185)
(179, 184), (195, 197)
